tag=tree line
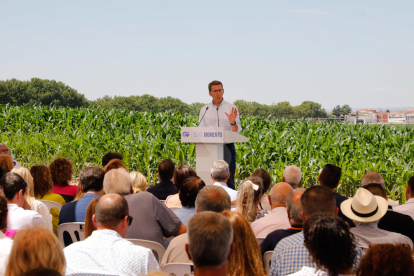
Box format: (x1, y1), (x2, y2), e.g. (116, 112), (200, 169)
(0, 78), (344, 119)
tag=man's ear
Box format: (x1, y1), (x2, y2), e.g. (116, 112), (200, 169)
(210, 173), (214, 180)
(185, 244), (192, 261)
(158, 173), (161, 180)
(227, 243), (235, 261)
(334, 207), (339, 217)
(287, 208), (291, 221)
(267, 194), (272, 206)
(282, 176), (285, 183)
(226, 172), (231, 181)
(92, 214), (97, 228)
(298, 180), (302, 188)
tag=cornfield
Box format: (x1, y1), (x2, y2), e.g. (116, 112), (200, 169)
(1, 105), (413, 202)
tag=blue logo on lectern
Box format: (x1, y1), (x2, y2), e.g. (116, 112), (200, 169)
(182, 131), (190, 137)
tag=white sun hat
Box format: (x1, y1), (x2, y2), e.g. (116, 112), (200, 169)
(340, 188), (388, 223)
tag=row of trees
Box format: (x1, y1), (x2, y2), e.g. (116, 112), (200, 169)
(1, 78), (343, 118)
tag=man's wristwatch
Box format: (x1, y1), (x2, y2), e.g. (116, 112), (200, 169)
(230, 122), (236, 125)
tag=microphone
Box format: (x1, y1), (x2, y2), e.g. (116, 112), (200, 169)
(198, 107), (209, 126)
(217, 107), (219, 127)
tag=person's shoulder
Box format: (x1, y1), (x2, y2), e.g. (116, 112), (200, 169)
(277, 231), (303, 248)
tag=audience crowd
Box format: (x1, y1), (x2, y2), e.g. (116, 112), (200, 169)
(0, 144), (414, 276)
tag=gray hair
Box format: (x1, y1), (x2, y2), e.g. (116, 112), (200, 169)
(269, 182), (293, 204)
(283, 165), (302, 188)
(187, 212), (233, 268)
(103, 168), (132, 195)
(287, 188), (305, 224)
(361, 172), (385, 188)
(195, 185), (231, 212)
(211, 160), (229, 181)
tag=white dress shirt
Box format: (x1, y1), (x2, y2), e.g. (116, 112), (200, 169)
(7, 204), (45, 230)
(393, 198), (414, 220)
(32, 199), (53, 232)
(213, 182), (238, 201)
(251, 206), (291, 239)
(199, 100), (242, 134)
(0, 231), (13, 276)
(64, 229), (160, 276)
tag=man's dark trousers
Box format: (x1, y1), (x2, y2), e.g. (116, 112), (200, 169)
(224, 143), (236, 190)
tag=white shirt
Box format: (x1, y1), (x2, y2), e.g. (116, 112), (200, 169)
(199, 100), (242, 134)
(7, 204), (46, 230)
(287, 266), (354, 276)
(32, 199), (53, 232)
(251, 206), (291, 239)
(393, 198), (414, 220)
(213, 182), (238, 201)
(0, 231), (13, 276)
(64, 229), (160, 276)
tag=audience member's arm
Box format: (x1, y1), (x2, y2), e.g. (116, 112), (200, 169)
(173, 223), (187, 237)
(32, 212), (47, 228)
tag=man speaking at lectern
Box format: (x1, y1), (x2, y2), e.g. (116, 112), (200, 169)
(198, 80), (242, 190)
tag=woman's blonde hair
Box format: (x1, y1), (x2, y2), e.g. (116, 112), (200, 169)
(11, 167), (35, 207)
(236, 176), (263, 223)
(0, 155), (13, 174)
(222, 211), (266, 276)
(130, 171), (148, 193)
(5, 227), (65, 276)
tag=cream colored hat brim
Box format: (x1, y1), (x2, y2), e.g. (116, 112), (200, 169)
(340, 195), (388, 223)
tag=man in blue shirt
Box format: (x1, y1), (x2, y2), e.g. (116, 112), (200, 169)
(59, 166), (104, 224)
(198, 80), (242, 190)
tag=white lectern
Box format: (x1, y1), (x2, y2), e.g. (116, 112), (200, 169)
(181, 127), (248, 185)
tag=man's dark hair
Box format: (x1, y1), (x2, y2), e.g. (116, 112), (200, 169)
(80, 166), (105, 193)
(408, 176), (414, 197)
(301, 186), (336, 216)
(364, 183), (386, 198)
(0, 195), (8, 230)
(252, 168), (271, 194)
(319, 164), (342, 189)
(102, 152), (123, 167)
(304, 214), (356, 276)
(95, 194), (129, 228)
(208, 80), (223, 91)
(0, 172), (27, 201)
(179, 177), (206, 208)
(158, 159), (175, 181)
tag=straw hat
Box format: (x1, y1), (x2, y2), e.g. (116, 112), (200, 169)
(340, 188), (388, 223)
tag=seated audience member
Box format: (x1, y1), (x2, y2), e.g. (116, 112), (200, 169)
(361, 171), (399, 207)
(236, 176), (268, 222)
(165, 165), (197, 207)
(260, 189), (305, 254)
(59, 166), (105, 224)
(318, 164), (350, 222)
(0, 195), (13, 276)
(104, 158), (128, 173)
(185, 212), (234, 276)
(356, 244), (414, 276)
(103, 168), (186, 246)
(49, 157), (77, 202)
(364, 183), (414, 242)
(211, 160), (237, 202)
(0, 187), (16, 239)
(161, 185), (231, 267)
(31, 165), (65, 235)
(251, 182), (292, 239)
(394, 176), (414, 219)
(288, 214), (358, 276)
(64, 194), (159, 275)
(130, 171), (148, 193)
(11, 167), (52, 232)
(84, 198), (99, 238)
(341, 188), (412, 248)
(173, 176), (205, 227)
(269, 186), (364, 276)
(252, 168), (272, 211)
(0, 173), (45, 230)
(102, 151), (123, 167)
(222, 211), (266, 276)
(282, 165), (302, 189)
(0, 155), (13, 175)
(0, 144), (20, 167)
(147, 159), (178, 200)
(5, 228), (65, 276)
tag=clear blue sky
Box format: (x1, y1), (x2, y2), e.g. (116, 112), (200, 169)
(1, 0), (413, 110)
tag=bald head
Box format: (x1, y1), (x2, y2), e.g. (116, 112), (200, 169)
(287, 188), (305, 224)
(361, 172), (385, 188)
(195, 185), (231, 213)
(268, 182), (293, 209)
(283, 165), (302, 188)
(95, 194), (129, 229)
